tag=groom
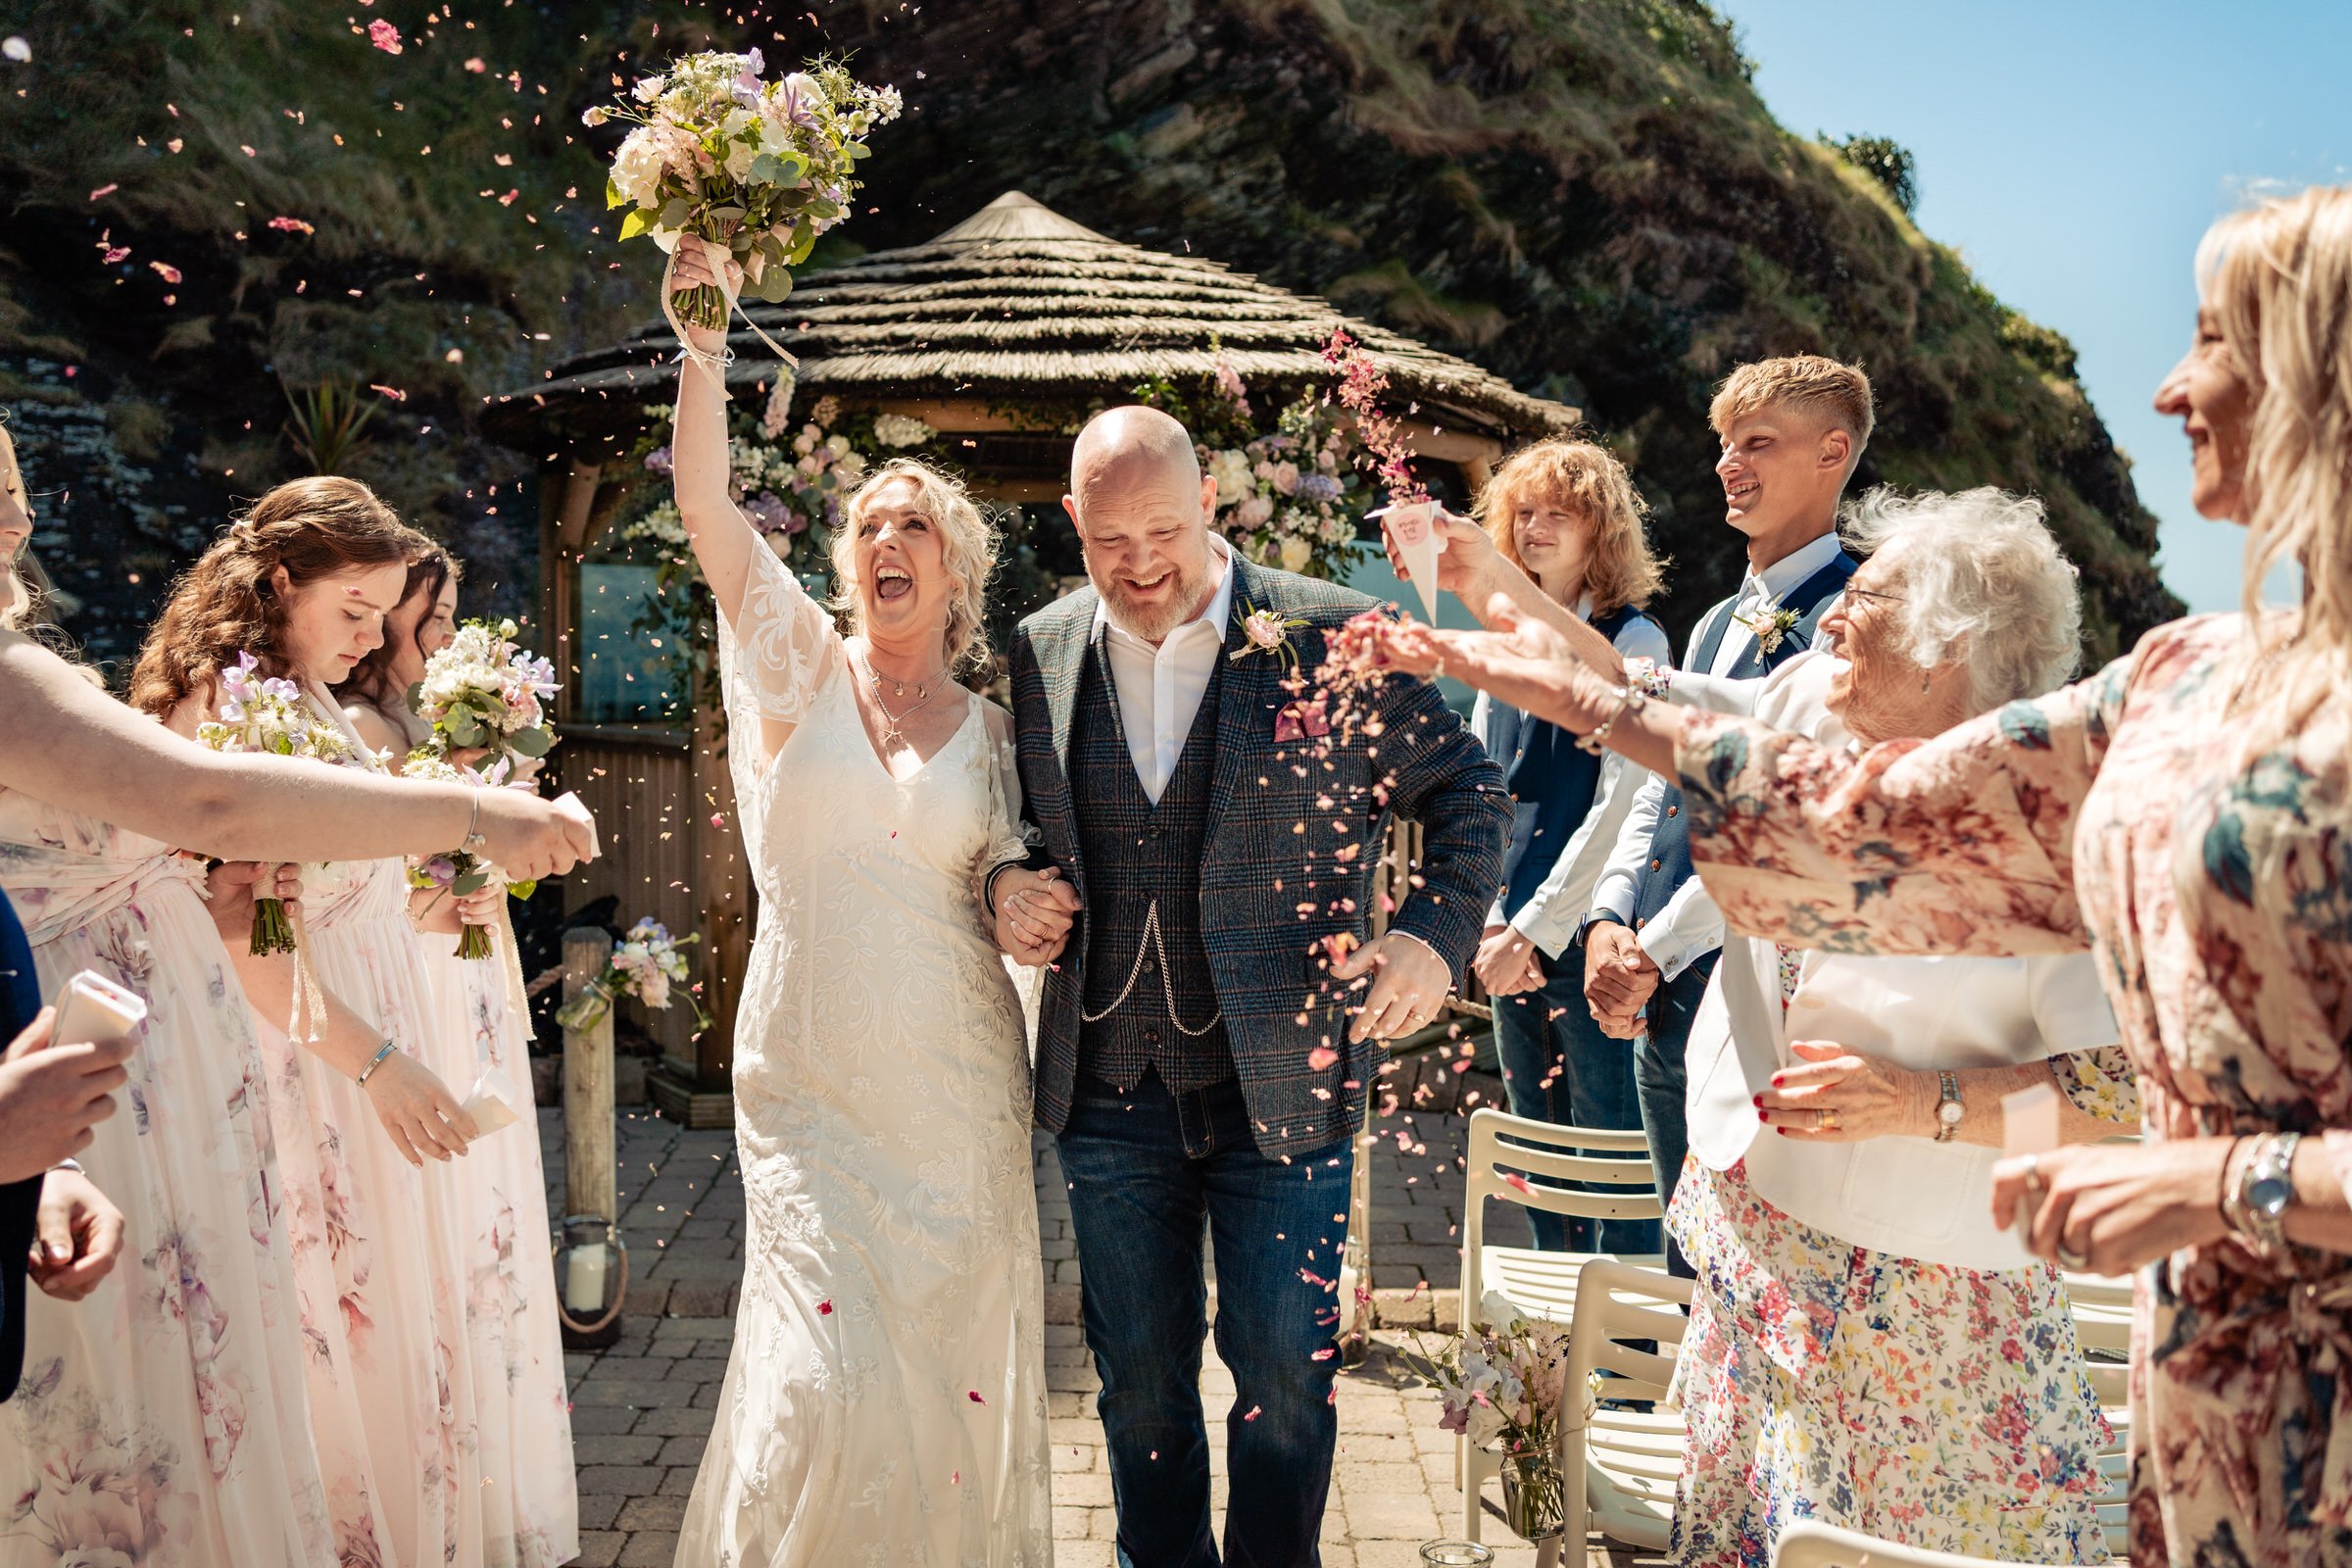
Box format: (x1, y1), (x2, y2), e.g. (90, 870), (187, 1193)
(986, 406), (1507, 1566)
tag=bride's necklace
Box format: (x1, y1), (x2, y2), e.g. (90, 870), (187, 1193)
(858, 649), (950, 751)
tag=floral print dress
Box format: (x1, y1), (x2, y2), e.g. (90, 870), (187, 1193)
(0, 788), (341, 1565)
(414, 932), (578, 1568)
(1666, 1042), (2137, 1566)
(249, 692), (487, 1568)
(1669, 612), (2352, 1567)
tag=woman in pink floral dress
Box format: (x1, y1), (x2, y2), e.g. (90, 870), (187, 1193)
(133, 480), (492, 1568)
(344, 550), (579, 1568)
(1403, 184), (2352, 1567)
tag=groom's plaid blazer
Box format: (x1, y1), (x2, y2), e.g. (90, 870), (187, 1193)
(1004, 554), (1509, 1156)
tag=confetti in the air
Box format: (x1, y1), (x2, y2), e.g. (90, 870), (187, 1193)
(368, 20), (404, 55)
(268, 216), (317, 235)
(1, 37), (29, 64)
(148, 261), (182, 284)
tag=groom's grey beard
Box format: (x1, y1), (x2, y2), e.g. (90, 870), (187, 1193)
(1088, 555), (1210, 645)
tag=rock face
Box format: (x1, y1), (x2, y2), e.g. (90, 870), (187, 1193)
(0, 0), (2177, 669)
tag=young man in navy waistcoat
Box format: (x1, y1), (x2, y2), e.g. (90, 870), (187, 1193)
(1583, 356), (1875, 1275)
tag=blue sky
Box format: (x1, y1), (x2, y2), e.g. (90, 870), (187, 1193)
(1718, 0), (2351, 613)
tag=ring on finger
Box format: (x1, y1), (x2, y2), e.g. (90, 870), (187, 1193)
(2019, 1152), (2044, 1195)
(2056, 1240), (2091, 1271)
(1816, 1107), (1839, 1133)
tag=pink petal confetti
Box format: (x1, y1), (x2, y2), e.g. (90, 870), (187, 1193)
(148, 261), (181, 284)
(88, 183), (119, 202)
(1306, 1046), (1339, 1071)
(368, 383), (408, 401)
(368, 19), (404, 54)
(1500, 1172), (1535, 1197)
(1243, 1405), (1262, 1422)
(268, 215), (316, 235)
(0, 37), (29, 63)
(464, 56), (487, 73)
(966, 1390), (985, 1404)
(816, 1298), (833, 1315)
(496, 188), (519, 206)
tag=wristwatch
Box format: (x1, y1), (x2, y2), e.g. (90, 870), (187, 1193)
(2230, 1131), (2302, 1252)
(1933, 1070), (1963, 1144)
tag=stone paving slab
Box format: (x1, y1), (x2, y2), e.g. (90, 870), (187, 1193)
(541, 1051), (1571, 1566)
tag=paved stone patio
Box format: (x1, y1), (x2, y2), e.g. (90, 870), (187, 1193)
(537, 1051), (1659, 1567)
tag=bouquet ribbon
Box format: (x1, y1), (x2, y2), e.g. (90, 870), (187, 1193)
(660, 240), (799, 384)
(284, 902), (331, 1045)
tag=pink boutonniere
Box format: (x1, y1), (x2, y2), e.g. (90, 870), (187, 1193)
(1274, 699), (1331, 743)
(1231, 597), (1310, 674)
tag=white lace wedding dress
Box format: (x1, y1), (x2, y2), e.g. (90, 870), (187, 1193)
(672, 541), (1051, 1567)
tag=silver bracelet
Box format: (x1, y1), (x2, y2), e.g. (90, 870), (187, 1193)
(356, 1039), (399, 1087)
(463, 790), (486, 854)
(1576, 683), (1647, 756)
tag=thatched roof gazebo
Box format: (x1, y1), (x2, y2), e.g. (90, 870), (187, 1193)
(489, 191), (1580, 1125)
(489, 190), (1573, 488)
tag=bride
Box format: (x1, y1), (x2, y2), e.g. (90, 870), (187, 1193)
(665, 235), (1054, 1563)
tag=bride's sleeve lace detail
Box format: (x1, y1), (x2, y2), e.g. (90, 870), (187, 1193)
(715, 537), (839, 725)
(967, 704), (1040, 937)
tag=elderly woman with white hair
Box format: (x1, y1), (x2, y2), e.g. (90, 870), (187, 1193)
(1396, 487), (2139, 1565)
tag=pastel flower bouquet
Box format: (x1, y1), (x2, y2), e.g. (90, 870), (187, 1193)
(586, 49), (901, 332)
(410, 617), (558, 763)
(403, 619), (561, 957)
(400, 751), (538, 959)
(555, 917), (707, 1033)
(1405, 1293), (1577, 1541)
(195, 652), (354, 955)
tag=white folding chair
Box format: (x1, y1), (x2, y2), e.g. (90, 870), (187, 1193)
(1771, 1519), (2008, 1567)
(2062, 1270), (2135, 1563)
(1456, 1107), (1664, 1540)
(1551, 1258), (1694, 1556)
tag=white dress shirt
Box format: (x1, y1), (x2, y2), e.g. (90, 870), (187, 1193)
(1588, 528), (1847, 975)
(1471, 600), (1673, 957)
(1092, 543), (1235, 803)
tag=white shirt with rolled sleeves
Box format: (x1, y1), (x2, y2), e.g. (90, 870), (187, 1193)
(1471, 599), (1673, 958)
(1587, 528), (1848, 976)
(1661, 653), (2124, 1270)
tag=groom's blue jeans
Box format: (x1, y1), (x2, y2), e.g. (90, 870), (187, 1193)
(1056, 1068), (1347, 1568)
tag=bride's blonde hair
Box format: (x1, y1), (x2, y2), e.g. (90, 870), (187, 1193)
(2200, 184), (2352, 734)
(827, 458), (1002, 678)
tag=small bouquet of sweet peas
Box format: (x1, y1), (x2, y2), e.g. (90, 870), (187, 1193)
(400, 750), (538, 959)
(556, 917), (706, 1033)
(195, 652), (354, 955)
(1403, 1293), (1575, 1541)
(585, 49), (901, 329)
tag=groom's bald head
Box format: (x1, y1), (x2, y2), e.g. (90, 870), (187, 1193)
(1069, 405), (1201, 502)
(1064, 405), (1221, 645)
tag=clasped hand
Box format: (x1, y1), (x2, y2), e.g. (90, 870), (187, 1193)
(995, 866), (1080, 967)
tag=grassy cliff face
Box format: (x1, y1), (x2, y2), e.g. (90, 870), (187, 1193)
(0, 0), (2177, 667)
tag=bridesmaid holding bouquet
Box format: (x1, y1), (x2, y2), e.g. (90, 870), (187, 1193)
(343, 548), (579, 1568)
(132, 481), (490, 1568)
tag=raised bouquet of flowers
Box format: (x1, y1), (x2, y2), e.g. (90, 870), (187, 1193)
(1404, 1293), (1576, 1542)
(411, 617), (559, 765)
(555, 917), (706, 1033)
(586, 48), (901, 331)
(400, 750), (538, 959)
(195, 652), (353, 955)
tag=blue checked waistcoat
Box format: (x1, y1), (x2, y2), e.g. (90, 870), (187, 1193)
(1006, 555), (1511, 1156)
(1630, 552), (1857, 936)
(1069, 629), (1236, 1094)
